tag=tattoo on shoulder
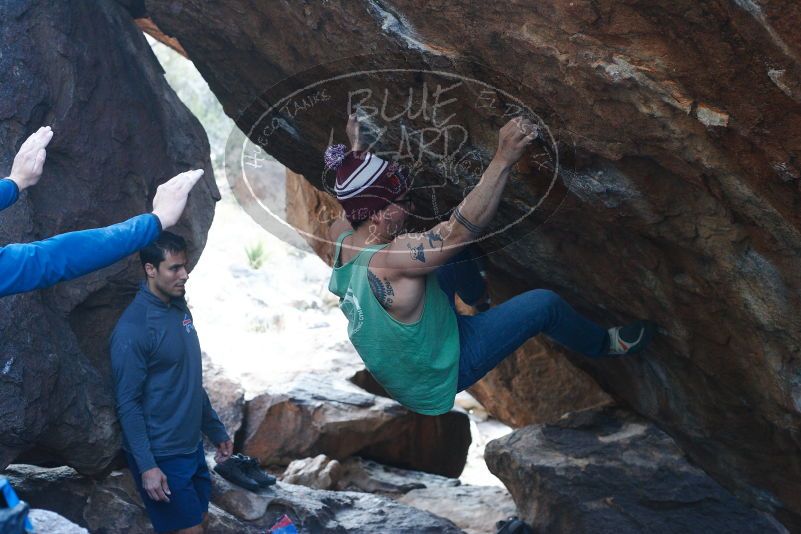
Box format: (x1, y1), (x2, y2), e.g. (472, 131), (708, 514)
(368, 269), (395, 308)
(454, 206), (485, 235)
(407, 243), (426, 263)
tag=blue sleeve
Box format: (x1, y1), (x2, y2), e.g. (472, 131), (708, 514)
(201, 390), (230, 445)
(0, 213), (161, 297)
(0, 179), (19, 211)
(110, 323), (157, 472)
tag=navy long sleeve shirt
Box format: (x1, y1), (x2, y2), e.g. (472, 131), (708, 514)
(110, 284), (229, 472)
(0, 177), (162, 297)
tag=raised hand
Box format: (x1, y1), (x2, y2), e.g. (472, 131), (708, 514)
(9, 126), (54, 191)
(346, 113), (366, 152)
(151, 169), (205, 230)
(495, 117), (537, 168)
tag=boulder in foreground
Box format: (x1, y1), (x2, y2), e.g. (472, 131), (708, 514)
(485, 408), (782, 534)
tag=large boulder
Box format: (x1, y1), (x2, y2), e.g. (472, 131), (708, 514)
(485, 407), (783, 533)
(144, 1), (801, 528)
(242, 374), (471, 477)
(0, 0), (217, 474)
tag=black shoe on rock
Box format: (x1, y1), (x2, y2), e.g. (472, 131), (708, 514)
(233, 454), (276, 488)
(213, 457), (261, 492)
(236, 454), (277, 487)
(246, 456), (277, 488)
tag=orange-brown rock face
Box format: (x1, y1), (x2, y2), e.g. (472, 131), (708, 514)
(285, 170), (342, 266)
(146, 0), (801, 528)
(241, 374), (471, 478)
(467, 339), (614, 428)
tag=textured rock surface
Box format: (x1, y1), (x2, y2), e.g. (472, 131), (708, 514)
(210, 467), (465, 533)
(145, 1), (801, 528)
(4, 464), (257, 533)
(281, 455), (516, 534)
(485, 408), (783, 534)
(242, 374), (471, 477)
(466, 280), (615, 427)
(337, 456), (459, 494)
(398, 485), (517, 534)
(211, 464), (274, 522)
(0, 0), (217, 474)
(202, 353), (245, 444)
(281, 455), (343, 490)
(28, 510), (88, 534)
(285, 169), (343, 265)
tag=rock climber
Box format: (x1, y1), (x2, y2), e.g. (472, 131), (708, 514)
(326, 114), (655, 415)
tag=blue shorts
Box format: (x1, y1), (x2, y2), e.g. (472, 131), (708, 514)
(125, 442), (211, 533)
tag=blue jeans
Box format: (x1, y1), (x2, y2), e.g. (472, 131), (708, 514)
(436, 249), (608, 391)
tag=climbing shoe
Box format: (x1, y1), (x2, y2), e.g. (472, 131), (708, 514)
(606, 320), (656, 355)
(213, 457), (261, 491)
(235, 453), (277, 487)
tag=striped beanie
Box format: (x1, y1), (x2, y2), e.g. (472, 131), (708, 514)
(324, 144), (411, 223)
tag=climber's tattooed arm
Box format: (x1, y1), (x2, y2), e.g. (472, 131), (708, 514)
(453, 206), (485, 235)
(407, 243), (426, 263)
(368, 269), (395, 308)
(425, 230), (444, 250)
(373, 117), (532, 277)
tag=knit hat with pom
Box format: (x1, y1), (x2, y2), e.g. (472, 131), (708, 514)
(324, 144), (411, 224)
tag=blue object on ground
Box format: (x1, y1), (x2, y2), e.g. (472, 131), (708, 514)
(269, 514), (299, 534)
(0, 476), (34, 533)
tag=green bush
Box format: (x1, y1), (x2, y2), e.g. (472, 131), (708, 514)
(245, 241), (267, 270)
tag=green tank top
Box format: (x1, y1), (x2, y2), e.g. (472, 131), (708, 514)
(328, 231), (460, 415)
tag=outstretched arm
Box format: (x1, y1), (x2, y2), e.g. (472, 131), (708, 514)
(0, 169), (204, 297)
(0, 213), (160, 297)
(381, 117), (537, 276)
